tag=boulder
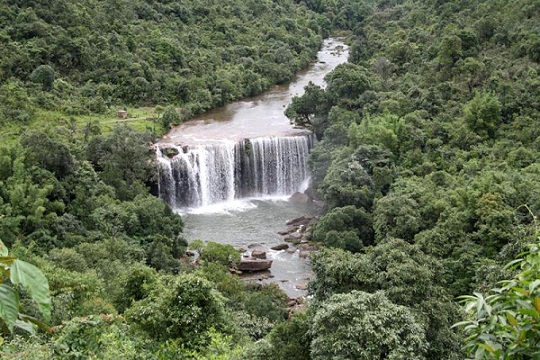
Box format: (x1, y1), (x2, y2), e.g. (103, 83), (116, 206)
(237, 259), (272, 272)
(162, 147), (179, 159)
(299, 250), (310, 259)
(286, 215), (313, 227)
(284, 232), (302, 243)
(271, 243), (289, 251)
(277, 226), (296, 236)
(295, 283), (308, 291)
(229, 268), (243, 275)
(286, 247), (297, 254)
(289, 192), (311, 204)
(251, 250), (267, 259)
(248, 243), (263, 249)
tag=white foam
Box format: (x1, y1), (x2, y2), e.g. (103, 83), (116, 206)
(174, 194), (294, 215)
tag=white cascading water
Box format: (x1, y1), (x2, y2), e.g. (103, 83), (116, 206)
(157, 135), (313, 209)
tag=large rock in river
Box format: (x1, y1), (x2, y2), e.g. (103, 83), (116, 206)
(289, 192), (311, 204)
(251, 250), (267, 259)
(237, 259), (272, 272)
(286, 215), (313, 227)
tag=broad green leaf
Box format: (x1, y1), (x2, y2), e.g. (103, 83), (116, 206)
(0, 284), (19, 332)
(0, 239), (7, 257)
(507, 313), (518, 327)
(529, 280), (540, 293)
(14, 319), (35, 335)
(512, 287), (529, 297)
(535, 297), (540, 313)
(19, 313), (50, 333)
(10, 260), (51, 321)
(478, 343), (494, 354)
(517, 308), (540, 319)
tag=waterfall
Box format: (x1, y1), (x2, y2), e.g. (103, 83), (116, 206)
(157, 135), (314, 208)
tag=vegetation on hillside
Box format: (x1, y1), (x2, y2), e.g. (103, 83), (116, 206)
(0, 0), (328, 142)
(282, 0), (540, 358)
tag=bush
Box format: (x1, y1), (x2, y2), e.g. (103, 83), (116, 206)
(126, 274), (228, 348)
(29, 65), (55, 91)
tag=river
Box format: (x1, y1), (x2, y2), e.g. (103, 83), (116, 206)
(160, 38), (348, 297)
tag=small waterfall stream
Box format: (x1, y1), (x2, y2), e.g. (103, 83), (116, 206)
(157, 135), (314, 209)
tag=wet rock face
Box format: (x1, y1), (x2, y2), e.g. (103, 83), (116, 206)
(286, 215), (314, 227)
(162, 147), (180, 158)
(271, 243), (289, 251)
(289, 192), (311, 204)
(237, 259), (272, 272)
(251, 250), (267, 259)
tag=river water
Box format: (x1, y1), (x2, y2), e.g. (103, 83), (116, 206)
(165, 38), (348, 297)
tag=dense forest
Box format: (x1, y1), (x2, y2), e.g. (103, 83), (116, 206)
(1, 0), (539, 359)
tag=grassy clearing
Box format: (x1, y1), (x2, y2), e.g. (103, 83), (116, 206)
(1, 106), (166, 146)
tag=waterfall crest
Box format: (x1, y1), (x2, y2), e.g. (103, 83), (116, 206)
(157, 135), (314, 209)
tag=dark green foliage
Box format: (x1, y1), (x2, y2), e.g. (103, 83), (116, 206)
(126, 274), (227, 346)
(310, 291), (427, 359)
(312, 205), (374, 252)
(160, 106), (181, 130)
(20, 131), (77, 179)
(29, 65), (55, 91)
(0, 0), (323, 116)
(464, 91), (502, 139)
(86, 126), (158, 200)
(243, 284), (288, 324)
(301, 1), (540, 357)
(311, 240), (462, 358)
(244, 312), (311, 359)
(111, 263), (157, 313)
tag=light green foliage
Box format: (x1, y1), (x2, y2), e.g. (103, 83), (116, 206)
(197, 263), (245, 305)
(0, 239), (50, 334)
(310, 291), (427, 359)
(199, 242), (240, 268)
(50, 315), (148, 359)
(455, 242), (540, 358)
(348, 113), (405, 156)
(160, 106), (181, 130)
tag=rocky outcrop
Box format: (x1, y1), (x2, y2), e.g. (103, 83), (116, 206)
(251, 250), (267, 259)
(271, 243), (289, 251)
(237, 259), (272, 272)
(161, 147), (180, 158)
(289, 192), (311, 204)
(286, 215), (314, 227)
